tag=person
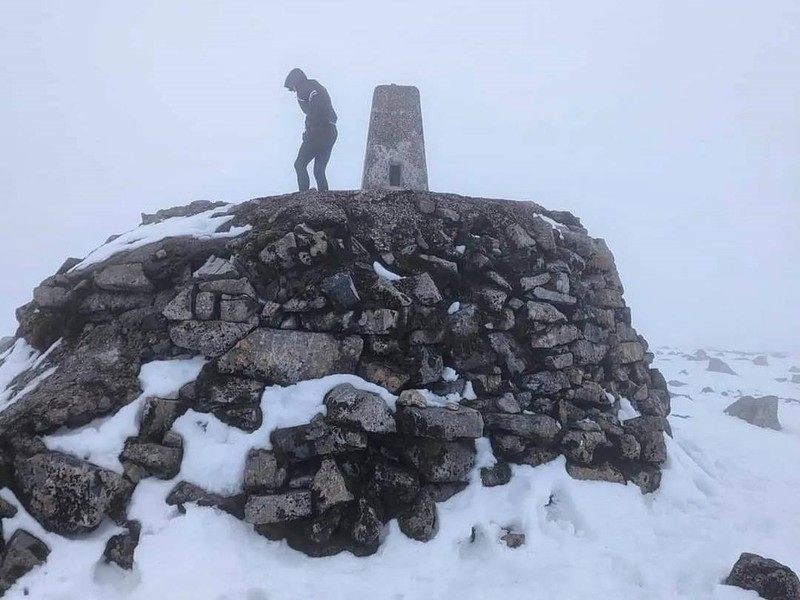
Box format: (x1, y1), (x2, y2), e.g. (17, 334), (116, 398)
(284, 68), (338, 192)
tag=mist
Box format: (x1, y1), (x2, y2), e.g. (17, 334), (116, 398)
(1, 0), (798, 352)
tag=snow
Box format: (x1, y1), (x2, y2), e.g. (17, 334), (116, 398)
(0, 338), (60, 411)
(372, 261), (404, 281)
(447, 301), (461, 314)
(44, 357), (206, 472)
(5, 347), (800, 600)
(69, 205), (251, 272)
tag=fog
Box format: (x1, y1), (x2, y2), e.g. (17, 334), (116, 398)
(2, 0), (798, 352)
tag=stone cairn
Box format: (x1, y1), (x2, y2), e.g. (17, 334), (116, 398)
(0, 190), (670, 585)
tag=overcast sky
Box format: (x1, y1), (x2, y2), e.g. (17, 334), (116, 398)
(1, 0), (798, 352)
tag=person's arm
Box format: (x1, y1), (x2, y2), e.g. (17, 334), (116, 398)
(297, 94), (309, 115)
(305, 89), (326, 126)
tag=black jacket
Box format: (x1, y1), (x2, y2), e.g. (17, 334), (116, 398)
(296, 80), (337, 132)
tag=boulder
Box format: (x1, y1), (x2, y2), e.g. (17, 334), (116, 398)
(707, 357), (738, 376)
(724, 395), (781, 430)
(193, 256), (238, 280)
(561, 430), (607, 464)
(320, 273), (361, 309)
(403, 440), (475, 483)
(480, 461), (512, 487)
(323, 384), (396, 433)
(120, 436), (183, 480)
(217, 329), (363, 385)
(395, 405), (483, 440)
(162, 288), (194, 321)
(566, 462), (625, 484)
(271, 418), (368, 462)
(243, 450), (287, 493)
(103, 521), (141, 570)
(94, 263), (154, 292)
(398, 272), (442, 306)
(357, 360), (410, 393)
(522, 370), (571, 394)
(398, 492), (436, 541)
(139, 398), (187, 442)
(169, 320), (256, 357)
(369, 463), (420, 509)
(725, 552), (800, 600)
(165, 481), (243, 518)
(0, 530), (50, 595)
(13, 452), (133, 535)
(524, 301), (567, 324)
(483, 413), (561, 444)
(311, 459), (354, 512)
(530, 324), (580, 349)
(245, 491), (313, 525)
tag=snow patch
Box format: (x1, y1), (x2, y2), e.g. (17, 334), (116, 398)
(372, 261), (403, 281)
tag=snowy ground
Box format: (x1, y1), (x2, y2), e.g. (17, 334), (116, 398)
(1, 347), (799, 600)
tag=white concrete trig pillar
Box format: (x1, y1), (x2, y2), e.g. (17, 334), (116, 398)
(362, 84), (429, 191)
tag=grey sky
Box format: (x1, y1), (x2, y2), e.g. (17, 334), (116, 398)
(2, 0), (798, 352)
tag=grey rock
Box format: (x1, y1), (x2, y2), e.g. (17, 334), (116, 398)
(617, 434), (642, 461)
(395, 405), (483, 440)
(725, 395), (781, 430)
(311, 459), (354, 512)
(572, 306), (615, 328)
(484, 413), (561, 444)
(140, 200), (226, 225)
(0, 497), (18, 519)
(530, 324), (580, 349)
(162, 288), (194, 321)
(103, 521), (141, 570)
(480, 461), (512, 487)
(94, 263), (154, 292)
(474, 286), (508, 312)
(33, 284), (71, 308)
(418, 254), (458, 276)
(165, 481), (243, 518)
(324, 384), (396, 433)
(524, 301), (567, 323)
(259, 232), (297, 268)
(572, 382), (612, 408)
(371, 278), (413, 309)
(120, 438), (183, 480)
(0, 530), (50, 595)
(369, 463), (420, 506)
(708, 357), (738, 376)
(501, 531), (526, 548)
(591, 289), (625, 308)
(623, 417), (667, 463)
(753, 355), (769, 366)
(518, 447), (560, 467)
(626, 464), (661, 494)
(609, 341), (645, 364)
(193, 256), (238, 280)
(571, 340), (609, 365)
(410, 346), (443, 385)
(404, 440), (476, 483)
(194, 291), (216, 320)
(724, 552), (800, 600)
(243, 450), (287, 492)
(495, 393), (522, 414)
(245, 491), (313, 525)
(545, 353), (574, 370)
(522, 370), (571, 394)
(398, 492), (436, 541)
(506, 223), (537, 250)
(213, 405), (263, 432)
(0, 336), (14, 354)
(350, 498), (383, 549)
(357, 360), (410, 393)
(520, 273), (551, 291)
(399, 273), (442, 306)
(220, 295), (259, 323)
(530, 216), (557, 251)
(561, 430), (607, 464)
(13, 452), (133, 535)
(271, 419), (368, 462)
(217, 329), (363, 385)
(321, 273), (361, 309)
(531, 287), (577, 305)
(350, 309), (401, 335)
(169, 320), (256, 357)
(195, 372), (265, 410)
(140, 398), (186, 442)
(396, 389), (428, 408)
(446, 303), (482, 339)
(488, 333), (528, 376)
(79, 291), (154, 315)
(566, 462), (625, 484)
(198, 277), (257, 297)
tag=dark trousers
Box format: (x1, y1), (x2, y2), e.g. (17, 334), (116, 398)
(294, 125), (337, 191)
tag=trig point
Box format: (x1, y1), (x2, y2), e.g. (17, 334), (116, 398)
(362, 84), (429, 191)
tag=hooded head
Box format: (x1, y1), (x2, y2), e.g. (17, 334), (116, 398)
(284, 68), (307, 92)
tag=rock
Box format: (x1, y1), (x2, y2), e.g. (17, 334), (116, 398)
(0, 497), (17, 519)
(169, 320), (256, 357)
(349, 309), (401, 335)
(13, 452), (133, 535)
(707, 357), (738, 376)
(217, 329), (363, 385)
(194, 371), (265, 412)
(139, 398), (187, 442)
(625, 464), (661, 494)
(396, 389), (428, 408)
(194, 291), (216, 320)
(357, 360), (410, 393)
(165, 481), (243, 518)
(488, 333), (528, 376)
(311, 459), (354, 512)
(259, 232), (297, 268)
(725, 553), (800, 600)
(162, 288), (194, 321)
(398, 272), (442, 306)
(521, 273), (551, 291)
(0, 530), (50, 595)
(501, 531), (526, 548)
(320, 273), (361, 309)
(484, 413), (561, 444)
(609, 341), (645, 364)
(623, 417), (667, 463)
(524, 301), (567, 323)
(562, 430), (607, 464)
(530, 324), (580, 349)
(418, 254), (458, 276)
(571, 340), (609, 365)
(33, 283), (71, 308)
(522, 370), (571, 394)
(244, 491), (313, 525)
(271, 419), (368, 462)
(506, 223), (537, 250)
(545, 352), (574, 370)
(193, 256), (238, 280)
(350, 498), (383, 550)
(324, 384), (396, 433)
(213, 405), (263, 431)
(591, 289), (624, 308)
(395, 405), (483, 440)
(94, 263), (155, 292)
(531, 287), (576, 305)
(480, 461), (512, 487)
(404, 440), (476, 483)
(398, 492), (436, 542)
(120, 437), (183, 480)
(141, 200), (226, 224)
(566, 462), (625, 484)
(369, 463), (420, 508)
(724, 395), (781, 430)
(495, 393), (522, 414)
(220, 295), (259, 323)
(753, 355), (769, 366)
(103, 521), (141, 570)
(572, 382), (612, 408)
(0, 336), (14, 354)
(409, 346), (443, 385)
(243, 450), (287, 492)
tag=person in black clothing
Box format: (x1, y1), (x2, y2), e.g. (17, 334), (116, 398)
(284, 68), (338, 192)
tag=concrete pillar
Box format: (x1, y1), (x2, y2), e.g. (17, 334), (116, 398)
(362, 84), (428, 191)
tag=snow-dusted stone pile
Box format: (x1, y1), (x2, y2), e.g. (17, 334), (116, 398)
(0, 191), (670, 583)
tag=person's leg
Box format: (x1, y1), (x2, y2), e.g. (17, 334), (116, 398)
(294, 138), (315, 191)
(312, 127), (337, 192)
